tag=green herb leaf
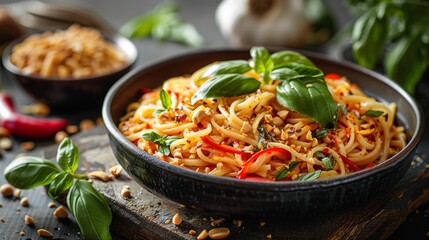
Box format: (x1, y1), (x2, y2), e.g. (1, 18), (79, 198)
(256, 124), (272, 150)
(362, 110), (384, 117)
(168, 22), (204, 47)
(352, 6), (388, 69)
(270, 67), (299, 80)
(312, 129), (329, 139)
(274, 161), (299, 181)
(159, 89), (172, 110)
(321, 155), (334, 171)
(48, 172), (74, 199)
(67, 179), (112, 240)
(271, 50), (315, 68)
(276, 76), (338, 129)
(191, 74), (261, 104)
(201, 60), (252, 79)
(384, 32), (427, 95)
(251, 47), (274, 83)
(338, 103), (348, 115)
(4, 157), (61, 189)
(57, 138), (79, 173)
(272, 63), (323, 80)
(294, 170), (321, 181)
(142, 132), (181, 156)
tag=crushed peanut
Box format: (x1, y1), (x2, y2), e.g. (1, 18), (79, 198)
(172, 213), (183, 225)
(20, 141), (35, 151)
(120, 187), (131, 198)
(88, 170), (110, 182)
(165, 219), (171, 224)
(208, 227), (230, 239)
(0, 184), (14, 197)
(19, 230), (26, 236)
(48, 202), (56, 208)
(65, 125), (79, 135)
(80, 119), (95, 131)
(55, 131), (69, 143)
(24, 215), (34, 225)
(197, 229), (208, 240)
(109, 165), (122, 177)
(188, 229), (196, 235)
(37, 229), (53, 237)
(0, 137), (13, 150)
(20, 197), (29, 207)
(53, 205), (68, 219)
(14, 189), (21, 199)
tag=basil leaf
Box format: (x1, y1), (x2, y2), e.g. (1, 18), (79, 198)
(321, 156), (334, 171)
(191, 74), (260, 104)
(168, 22), (204, 47)
(273, 63), (323, 80)
(142, 131), (161, 142)
(276, 76), (338, 129)
(67, 180), (112, 240)
(57, 138), (79, 173)
(159, 89), (172, 110)
(275, 168), (290, 181)
(142, 132), (180, 156)
(271, 50), (315, 68)
(4, 157), (61, 189)
(294, 170), (321, 181)
(48, 172), (74, 199)
(314, 151), (325, 159)
(352, 6), (388, 69)
(165, 136), (181, 146)
(270, 67), (299, 80)
(201, 60), (252, 79)
(288, 161), (299, 172)
(153, 109), (165, 116)
(362, 110), (384, 117)
(312, 129), (329, 139)
(251, 47), (274, 83)
(384, 33), (427, 95)
(256, 124), (272, 150)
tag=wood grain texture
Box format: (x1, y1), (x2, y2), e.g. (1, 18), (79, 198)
(41, 125), (429, 240)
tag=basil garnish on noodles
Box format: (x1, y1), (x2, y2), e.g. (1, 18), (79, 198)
(200, 60), (252, 79)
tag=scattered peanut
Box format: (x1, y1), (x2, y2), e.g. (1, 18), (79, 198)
(197, 229), (208, 240)
(189, 229), (196, 235)
(55, 131), (69, 143)
(96, 117), (104, 125)
(88, 171), (110, 182)
(37, 229), (53, 237)
(65, 125), (79, 135)
(24, 215), (34, 225)
(172, 213), (183, 225)
(208, 227), (230, 239)
(20, 196), (29, 207)
(260, 221), (266, 227)
(109, 165), (122, 177)
(0, 184), (14, 197)
(53, 205), (68, 219)
(20, 141), (35, 151)
(165, 219), (171, 224)
(48, 202), (56, 208)
(0, 137), (13, 150)
(80, 119), (95, 131)
(14, 189), (21, 199)
(19, 230), (26, 236)
(267, 234), (272, 239)
(120, 187), (131, 198)
(0, 127), (10, 137)
(21, 102), (50, 116)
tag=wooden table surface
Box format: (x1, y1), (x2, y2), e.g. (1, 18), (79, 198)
(1, 0), (429, 239)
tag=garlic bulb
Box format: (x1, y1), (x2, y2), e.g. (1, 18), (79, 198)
(215, 0), (310, 48)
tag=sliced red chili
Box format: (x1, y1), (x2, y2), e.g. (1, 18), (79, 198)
(201, 136), (252, 159)
(325, 73), (342, 80)
(237, 147), (291, 179)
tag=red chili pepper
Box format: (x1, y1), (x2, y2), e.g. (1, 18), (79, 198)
(201, 135), (252, 159)
(0, 93), (68, 139)
(321, 149), (361, 172)
(237, 147), (291, 179)
(365, 163), (375, 169)
(325, 73), (342, 80)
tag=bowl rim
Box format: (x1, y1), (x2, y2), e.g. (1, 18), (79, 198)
(1, 31), (138, 82)
(102, 47), (424, 191)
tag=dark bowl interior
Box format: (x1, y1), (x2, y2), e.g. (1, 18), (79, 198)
(1, 33), (138, 110)
(102, 48), (424, 218)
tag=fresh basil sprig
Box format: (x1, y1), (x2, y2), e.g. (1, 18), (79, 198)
(3, 138), (112, 240)
(362, 110), (384, 117)
(154, 89), (172, 116)
(315, 151), (334, 171)
(294, 170), (321, 181)
(193, 47), (339, 129)
(275, 161), (299, 181)
(312, 129), (329, 139)
(256, 124), (273, 150)
(142, 131), (181, 156)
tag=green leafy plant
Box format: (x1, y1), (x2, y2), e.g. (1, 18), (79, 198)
(348, 0), (429, 94)
(4, 138), (112, 240)
(142, 131), (181, 156)
(153, 89), (172, 116)
(119, 1), (204, 47)
(192, 46), (339, 129)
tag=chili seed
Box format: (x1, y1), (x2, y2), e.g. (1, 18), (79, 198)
(197, 229), (208, 240)
(208, 227), (230, 239)
(24, 215), (34, 225)
(37, 229), (53, 237)
(53, 206), (68, 219)
(172, 213), (182, 225)
(0, 184), (14, 197)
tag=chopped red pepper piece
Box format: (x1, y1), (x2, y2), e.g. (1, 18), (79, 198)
(325, 73), (342, 80)
(365, 162), (376, 169)
(201, 135), (252, 159)
(237, 147), (291, 179)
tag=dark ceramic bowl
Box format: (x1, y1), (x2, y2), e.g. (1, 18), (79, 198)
(102, 48), (424, 218)
(2, 32), (138, 110)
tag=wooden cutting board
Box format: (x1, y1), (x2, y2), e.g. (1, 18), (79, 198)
(42, 125), (429, 240)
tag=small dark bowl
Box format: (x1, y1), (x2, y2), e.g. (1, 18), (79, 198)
(102, 48), (424, 218)
(2, 33), (138, 110)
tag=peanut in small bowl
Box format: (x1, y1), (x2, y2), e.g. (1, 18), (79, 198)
(2, 25), (138, 110)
